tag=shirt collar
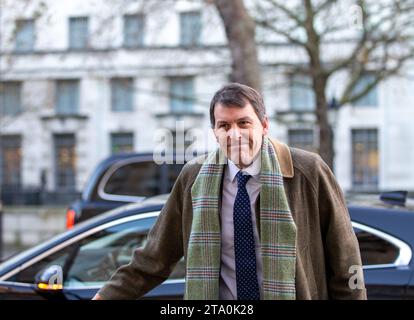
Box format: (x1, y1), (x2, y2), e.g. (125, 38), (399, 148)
(226, 152), (261, 183)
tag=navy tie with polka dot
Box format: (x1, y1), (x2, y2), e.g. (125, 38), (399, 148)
(234, 171), (260, 300)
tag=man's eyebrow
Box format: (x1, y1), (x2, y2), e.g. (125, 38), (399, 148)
(216, 117), (254, 124)
(237, 116), (254, 122)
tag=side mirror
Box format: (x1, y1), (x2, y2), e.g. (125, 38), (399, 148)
(35, 265), (63, 291)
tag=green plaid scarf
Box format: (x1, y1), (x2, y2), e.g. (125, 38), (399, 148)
(185, 136), (297, 300)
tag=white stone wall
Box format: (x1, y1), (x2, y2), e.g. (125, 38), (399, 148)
(1, 0), (414, 194)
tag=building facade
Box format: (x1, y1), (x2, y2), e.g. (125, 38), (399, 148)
(1, 0), (414, 204)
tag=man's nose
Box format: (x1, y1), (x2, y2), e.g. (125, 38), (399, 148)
(228, 125), (242, 139)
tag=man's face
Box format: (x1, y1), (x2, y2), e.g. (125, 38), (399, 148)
(213, 102), (269, 168)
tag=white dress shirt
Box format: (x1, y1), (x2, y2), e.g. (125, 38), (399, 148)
(219, 154), (263, 300)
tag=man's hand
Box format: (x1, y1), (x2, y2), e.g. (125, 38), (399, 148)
(92, 293), (103, 300)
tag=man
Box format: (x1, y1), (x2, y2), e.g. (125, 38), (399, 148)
(94, 83), (366, 300)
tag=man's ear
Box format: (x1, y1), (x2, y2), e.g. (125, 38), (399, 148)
(262, 116), (269, 135)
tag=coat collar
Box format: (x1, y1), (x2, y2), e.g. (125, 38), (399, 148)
(269, 137), (294, 178)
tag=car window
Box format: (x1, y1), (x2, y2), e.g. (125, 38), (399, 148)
(354, 227), (400, 266)
(11, 216), (185, 287)
(103, 161), (160, 197)
(102, 161), (184, 198)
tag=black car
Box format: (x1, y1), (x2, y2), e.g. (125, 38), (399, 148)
(1, 192), (414, 300)
(66, 152), (189, 228)
(0, 197), (183, 300)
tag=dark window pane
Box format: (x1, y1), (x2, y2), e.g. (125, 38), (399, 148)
(352, 74), (378, 107)
(104, 161), (160, 197)
(15, 19), (35, 52)
(0, 82), (22, 116)
(111, 78), (133, 112)
(159, 163), (184, 194)
(354, 227), (399, 265)
(169, 77), (194, 112)
(289, 74), (315, 111)
(54, 134), (76, 190)
(103, 161), (185, 198)
(123, 14), (145, 48)
(352, 129), (379, 189)
(0, 135), (22, 188)
(180, 12), (201, 46)
(65, 218), (153, 284)
(111, 133), (134, 154)
(69, 17), (88, 49)
(56, 80), (79, 115)
(288, 129), (315, 152)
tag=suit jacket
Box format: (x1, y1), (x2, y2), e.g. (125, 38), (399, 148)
(98, 138), (367, 300)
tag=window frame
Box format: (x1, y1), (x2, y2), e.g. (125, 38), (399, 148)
(287, 128), (316, 153)
(68, 16), (89, 50)
(0, 81), (22, 116)
(352, 221), (412, 270)
(169, 76), (194, 113)
(179, 11), (202, 47)
(288, 74), (315, 111)
(14, 19), (35, 53)
(110, 78), (134, 112)
(53, 133), (77, 190)
(123, 14), (145, 48)
(55, 79), (80, 115)
(97, 156), (155, 203)
(110, 132), (134, 155)
(351, 74), (379, 107)
(0, 134), (22, 188)
(351, 128), (379, 190)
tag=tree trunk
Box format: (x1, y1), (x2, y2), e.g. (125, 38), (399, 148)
(313, 77), (334, 170)
(213, 0), (262, 92)
(303, 0), (334, 169)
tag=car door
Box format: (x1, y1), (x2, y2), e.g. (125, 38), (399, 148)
(353, 222), (412, 299)
(0, 212), (185, 300)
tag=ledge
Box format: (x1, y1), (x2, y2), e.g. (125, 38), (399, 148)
(40, 114), (89, 121)
(155, 111), (204, 119)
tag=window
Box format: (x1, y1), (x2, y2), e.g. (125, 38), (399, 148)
(352, 129), (379, 189)
(56, 80), (79, 115)
(180, 12), (201, 46)
(54, 134), (76, 190)
(0, 82), (22, 116)
(12, 216), (185, 287)
(169, 77), (194, 112)
(101, 161), (184, 199)
(354, 227), (399, 266)
(69, 17), (88, 50)
(103, 161), (160, 197)
(111, 133), (134, 154)
(111, 78), (134, 112)
(288, 129), (316, 152)
(352, 74), (378, 107)
(15, 19), (35, 52)
(123, 14), (145, 48)
(289, 74), (315, 111)
(0, 135), (22, 188)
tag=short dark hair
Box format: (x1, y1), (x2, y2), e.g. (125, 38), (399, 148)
(209, 83), (267, 128)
